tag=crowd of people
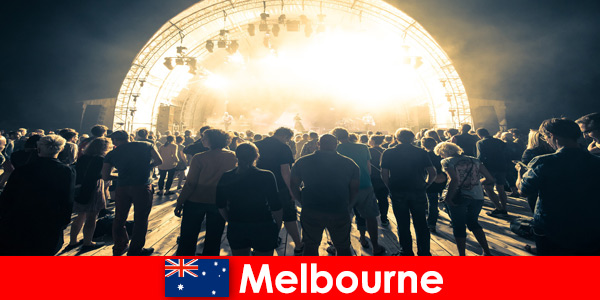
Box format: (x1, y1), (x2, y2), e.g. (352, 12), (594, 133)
(0, 112), (599, 256)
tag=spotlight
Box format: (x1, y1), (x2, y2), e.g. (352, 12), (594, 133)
(176, 46), (187, 55)
(220, 29), (229, 36)
(217, 39), (227, 48)
(248, 24), (255, 36)
(206, 40), (214, 52)
(300, 15), (308, 25)
(227, 40), (239, 54)
(263, 34), (271, 48)
(187, 58), (197, 74)
(260, 13), (269, 20)
(272, 24), (280, 37)
(414, 57), (423, 69)
(259, 23), (269, 32)
(163, 58), (174, 70)
(278, 14), (286, 24)
(287, 20), (299, 31)
(175, 58), (185, 65)
(305, 23), (313, 37)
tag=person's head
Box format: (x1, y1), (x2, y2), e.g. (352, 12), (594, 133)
(302, 133), (309, 141)
(436, 129), (446, 140)
(18, 128), (27, 137)
(508, 128), (522, 140)
(235, 142), (259, 167)
(394, 128), (415, 144)
(202, 129), (231, 150)
(318, 134), (338, 151)
(164, 130), (171, 137)
(24, 135), (41, 149)
(254, 134), (262, 141)
(367, 130), (373, 137)
(184, 130), (192, 137)
(245, 130), (255, 139)
(33, 129), (45, 136)
(295, 135), (302, 143)
(421, 137), (437, 151)
(8, 131), (21, 140)
(137, 128), (149, 139)
(109, 130), (130, 146)
(476, 128), (490, 139)
(460, 124), (471, 134)
(384, 135), (393, 143)
(359, 134), (369, 144)
(500, 132), (514, 143)
(84, 137), (112, 157)
(37, 135), (66, 158)
(176, 136), (184, 144)
(349, 133), (359, 143)
(198, 125), (212, 138)
(434, 142), (464, 159)
(331, 127), (349, 142)
(309, 131), (318, 141)
(58, 128), (78, 143)
(539, 118), (582, 150)
(526, 129), (552, 151)
(447, 128), (459, 137)
(164, 135), (175, 145)
(369, 135), (385, 147)
(273, 127), (294, 143)
(424, 130), (441, 142)
(0, 136), (6, 152)
(576, 112), (600, 143)
(90, 125), (108, 138)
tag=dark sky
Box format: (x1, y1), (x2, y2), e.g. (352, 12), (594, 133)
(1, 0), (599, 131)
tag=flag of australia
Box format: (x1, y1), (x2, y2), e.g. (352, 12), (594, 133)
(165, 259), (229, 297)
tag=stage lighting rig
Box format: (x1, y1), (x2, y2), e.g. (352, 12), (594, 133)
(259, 13), (270, 31)
(248, 24), (256, 36)
(163, 45), (199, 74)
(163, 58), (174, 70)
(206, 40), (214, 52)
(272, 24), (280, 37)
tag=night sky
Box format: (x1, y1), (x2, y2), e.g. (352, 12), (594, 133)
(1, 0), (599, 131)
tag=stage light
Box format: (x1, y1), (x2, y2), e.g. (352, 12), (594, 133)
(175, 58), (185, 65)
(414, 57), (423, 69)
(263, 34), (271, 48)
(305, 23), (313, 37)
(248, 24), (255, 36)
(176, 46), (187, 55)
(278, 14), (286, 24)
(300, 15), (308, 24)
(206, 40), (214, 52)
(220, 29), (229, 36)
(187, 58), (197, 74)
(287, 20), (299, 31)
(218, 39), (227, 48)
(272, 24), (280, 37)
(163, 58), (174, 70)
(227, 40), (239, 54)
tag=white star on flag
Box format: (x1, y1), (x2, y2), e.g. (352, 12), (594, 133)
(202, 271), (206, 276)
(222, 268), (226, 272)
(178, 284), (184, 291)
(212, 290), (216, 295)
(214, 261), (218, 266)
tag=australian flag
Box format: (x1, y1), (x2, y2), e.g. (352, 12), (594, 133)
(165, 259), (229, 297)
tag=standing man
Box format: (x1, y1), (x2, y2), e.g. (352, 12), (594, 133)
(381, 129), (436, 256)
(255, 127), (304, 254)
(331, 127), (385, 255)
(290, 134), (360, 256)
(476, 128), (509, 216)
(451, 124), (479, 157)
(102, 130), (163, 256)
(518, 118), (600, 255)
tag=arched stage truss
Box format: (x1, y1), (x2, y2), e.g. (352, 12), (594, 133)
(114, 0), (471, 133)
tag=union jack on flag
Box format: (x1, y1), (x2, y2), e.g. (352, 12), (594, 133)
(165, 259), (199, 277)
(165, 259), (229, 297)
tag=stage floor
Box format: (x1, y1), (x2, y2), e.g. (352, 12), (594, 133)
(58, 187), (534, 257)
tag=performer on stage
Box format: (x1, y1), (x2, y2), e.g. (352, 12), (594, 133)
(223, 112), (234, 131)
(294, 113), (306, 133)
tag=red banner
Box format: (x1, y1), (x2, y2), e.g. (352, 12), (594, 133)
(4, 257), (595, 299)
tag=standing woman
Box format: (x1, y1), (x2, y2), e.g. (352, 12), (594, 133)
(174, 136), (188, 190)
(65, 137), (111, 251)
(216, 143), (282, 256)
(434, 141), (494, 256)
(174, 129), (237, 256)
(157, 135), (179, 196)
(368, 135), (390, 226)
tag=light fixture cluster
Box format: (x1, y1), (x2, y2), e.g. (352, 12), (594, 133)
(205, 30), (239, 54)
(248, 13), (327, 46)
(401, 45), (424, 69)
(163, 46), (197, 74)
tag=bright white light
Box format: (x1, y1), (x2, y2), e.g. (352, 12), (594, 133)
(204, 73), (228, 89)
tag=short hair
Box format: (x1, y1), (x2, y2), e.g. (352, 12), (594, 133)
(384, 135), (393, 142)
(576, 112), (600, 128)
(109, 130), (129, 142)
(369, 135), (385, 146)
(501, 132), (514, 142)
(37, 134), (66, 155)
(349, 133), (359, 143)
(164, 135), (175, 145)
(84, 137), (112, 157)
(24, 135), (42, 149)
(434, 142), (464, 158)
(421, 137), (437, 151)
(508, 128), (522, 137)
(199, 125), (212, 135)
(254, 134), (262, 141)
(476, 128), (490, 137)
(137, 128), (149, 138)
(274, 127), (294, 139)
(176, 136), (184, 144)
(235, 142), (259, 165)
(90, 125), (108, 137)
(245, 130), (255, 138)
(184, 130), (192, 136)
(359, 134), (369, 144)
(461, 124), (472, 133)
(331, 127), (349, 141)
(539, 118), (582, 141)
(302, 133), (309, 139)
(394, 128), (415, 144)
(319, 134), (338, 150)
(448, 128), (459, 136)
(309, 131), (319, 140)
(203, 129), (231, 149)
(58, 128), (78, 141)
